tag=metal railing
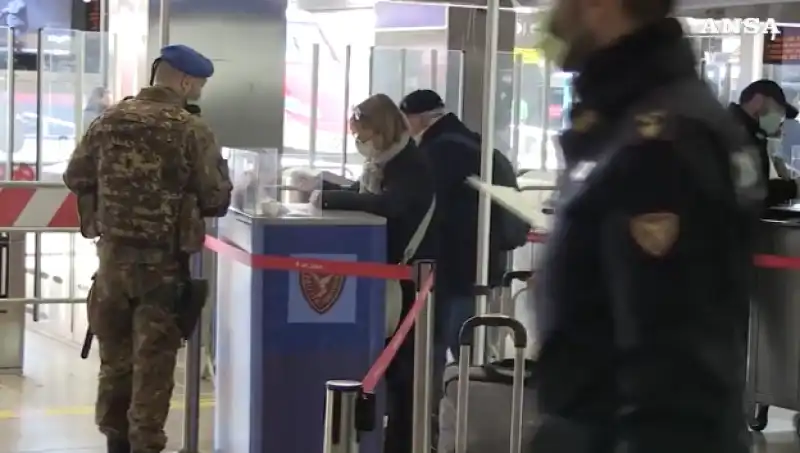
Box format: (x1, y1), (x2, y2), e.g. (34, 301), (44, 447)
(0, 181), (208, 451)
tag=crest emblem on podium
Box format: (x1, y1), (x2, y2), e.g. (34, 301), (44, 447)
(299, 272), (346, 314)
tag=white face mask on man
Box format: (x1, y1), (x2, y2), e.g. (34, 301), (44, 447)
(760, 112), (783, 135)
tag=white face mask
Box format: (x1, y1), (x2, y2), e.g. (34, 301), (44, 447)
(355, 140), (378, 158)
(759, 112), (783, 135)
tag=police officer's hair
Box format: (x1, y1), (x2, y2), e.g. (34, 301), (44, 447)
(623, 0), (673, 22)
(351, 94), (409, 150)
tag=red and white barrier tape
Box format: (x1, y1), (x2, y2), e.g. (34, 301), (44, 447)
(361, 272), (435, 394)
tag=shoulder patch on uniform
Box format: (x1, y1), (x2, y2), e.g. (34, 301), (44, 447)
(634, 110), (668, 139)
(629, 212), (679, 257)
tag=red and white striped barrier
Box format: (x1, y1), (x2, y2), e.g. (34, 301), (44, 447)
(0, 181), (79, 230)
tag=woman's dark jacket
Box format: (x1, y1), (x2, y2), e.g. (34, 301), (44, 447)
(321, 140), (436, 265)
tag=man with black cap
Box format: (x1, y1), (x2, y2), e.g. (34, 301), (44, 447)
(400, 90), (486, 366)
(527, 0), (763, 452)
(64, 44), (232, 453)
(729, 79), (799, 206)
(399, 90), (523, 397)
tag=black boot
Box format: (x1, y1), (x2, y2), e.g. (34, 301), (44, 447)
(107, 437), (131, 453)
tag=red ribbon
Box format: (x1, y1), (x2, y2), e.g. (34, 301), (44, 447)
(361, 273), (435, 394)
(204, 235), (413, 280)
(753, 254), (800, 270)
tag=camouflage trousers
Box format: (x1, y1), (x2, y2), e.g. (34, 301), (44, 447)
(88, 254), (183, 453)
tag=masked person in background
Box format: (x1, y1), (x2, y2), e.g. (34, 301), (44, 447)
(530, 1), (762, 452)
(311, 93), (436, 453)
(64, 44), (232, 453)
(729, 79), (799, 206)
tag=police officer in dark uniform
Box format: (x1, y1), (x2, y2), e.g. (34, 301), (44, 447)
(729, 79), (799, 206)
(532, 0), (764, 452)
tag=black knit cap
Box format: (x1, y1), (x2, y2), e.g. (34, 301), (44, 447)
(400, 89), (445, 114)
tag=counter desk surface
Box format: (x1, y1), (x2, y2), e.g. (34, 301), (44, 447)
(227, 202), (386, 226)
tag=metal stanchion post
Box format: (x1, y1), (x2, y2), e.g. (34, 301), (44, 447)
(159, 0), (171, 48)
(5, 27), (15, 180)
(340, 45), (352, 177)
(323, 380), (362, 453)
(309, 43), (320, 167)
(411, 261), (435, 453)
(473, 0), (501, 365)
(32, 30), (44, 322)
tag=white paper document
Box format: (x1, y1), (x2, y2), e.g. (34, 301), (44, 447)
(466, 176), (551, 227)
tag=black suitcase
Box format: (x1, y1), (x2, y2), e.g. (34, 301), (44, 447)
(437, 315), (539, 453)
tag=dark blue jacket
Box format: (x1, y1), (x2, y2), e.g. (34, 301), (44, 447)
(417, 113), (508, 296)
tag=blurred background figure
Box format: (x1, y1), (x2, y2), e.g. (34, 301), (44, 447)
(729, 79), (799, 206)
(83, 87), (111, 132)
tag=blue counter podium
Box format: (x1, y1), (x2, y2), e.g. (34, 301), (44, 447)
(213, 209), (387, 453)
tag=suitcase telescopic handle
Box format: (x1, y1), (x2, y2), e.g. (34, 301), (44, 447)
(501, 270), (533, 287)
(459, 314), (528, 348)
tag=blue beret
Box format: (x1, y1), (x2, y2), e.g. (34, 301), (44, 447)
(159, 44), (214, 79)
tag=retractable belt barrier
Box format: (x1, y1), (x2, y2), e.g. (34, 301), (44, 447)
(527, 230), (800, 270)
(204, 235), (413, 280)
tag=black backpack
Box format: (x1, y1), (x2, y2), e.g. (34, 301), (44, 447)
(437, 133), (530, 251)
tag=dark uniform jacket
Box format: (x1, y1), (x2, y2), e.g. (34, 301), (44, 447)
(728, 102), (797, 207)
(416, 113), (508, 296)
(321, 139), (436, 265)
(534, 19), (762, 453)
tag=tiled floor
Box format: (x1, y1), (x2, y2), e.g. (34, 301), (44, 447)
(4, 330), (800, 453)
(0, 330), (214, 453)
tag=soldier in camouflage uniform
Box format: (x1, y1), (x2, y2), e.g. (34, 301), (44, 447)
(63, 44), (232, 453)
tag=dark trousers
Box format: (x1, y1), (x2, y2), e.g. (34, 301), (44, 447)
(384, 281), (416, 453)
(432, 294), (475, 404)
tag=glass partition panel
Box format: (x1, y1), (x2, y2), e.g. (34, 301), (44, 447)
(280, 44), (465, 182)
(0, 27), (15, 181)
(495, 51), (515, 159)
(36, 29), (100, 180)
(514, 50), (566, 172)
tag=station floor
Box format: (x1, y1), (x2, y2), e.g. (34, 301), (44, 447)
(0, 330), (214, 453)
(4, 331), (800, 453)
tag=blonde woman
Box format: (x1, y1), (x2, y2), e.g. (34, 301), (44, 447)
(315, 93), (435, 453)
